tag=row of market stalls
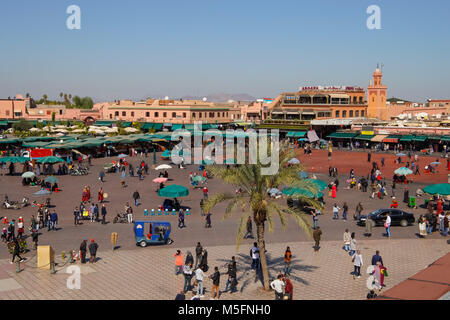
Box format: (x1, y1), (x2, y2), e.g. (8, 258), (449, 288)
(326, 132), (450, 151)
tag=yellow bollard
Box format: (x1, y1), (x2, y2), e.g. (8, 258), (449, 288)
(111, 232), (118, 252)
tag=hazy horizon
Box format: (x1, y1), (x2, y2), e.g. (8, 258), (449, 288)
(1, 0), (449, 103)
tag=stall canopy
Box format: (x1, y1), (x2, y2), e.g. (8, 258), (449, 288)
(441, 136), (450, 142)
(327, 132), (358, 139)
(371, 135), (388, 142)
(412, 136), (428, 142)
(354, 134), (376, 141)
(141, 123), (154, 130)
(383, 135), (402, 143)
(400, 135), (414, 142)
(286, 131), (306, 138)
(171, 124), (183, 131)
(152, 123), (163, 131)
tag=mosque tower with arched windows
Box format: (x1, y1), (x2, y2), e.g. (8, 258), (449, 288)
(367, 65), (388, 120)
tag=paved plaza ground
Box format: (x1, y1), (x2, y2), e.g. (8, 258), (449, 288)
(0, 149), (448, 299)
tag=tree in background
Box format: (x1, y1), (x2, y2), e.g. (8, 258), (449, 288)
(12, 120), (33, 132)
(72, 96), (94, 109)
(42, 94), (48, 104)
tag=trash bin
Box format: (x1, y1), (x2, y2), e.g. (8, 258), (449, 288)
(409, 196), (416, 208)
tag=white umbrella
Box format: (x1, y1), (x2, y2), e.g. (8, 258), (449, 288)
(29, 128), (41, 132)
(71, 129), (85, 133)
(124, 127), (138, 133)
(155, 164), (172, 170)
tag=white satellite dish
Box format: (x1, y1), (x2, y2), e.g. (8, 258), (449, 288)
(164, 96), (169, 100)
(202, 97), (207, 102)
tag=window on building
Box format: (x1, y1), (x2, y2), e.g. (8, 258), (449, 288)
(359, 97), (363, 103)
(222, 112), (225, 117)
(163, 112), (167, 117)
(109, 114), (112, 119)
(182, 112), (186, 118)
(59, 110), (63, 115)
(122, 111), (126, 116)
(342, 110), (347, 118)
(349, 110), (353, 117)
(199, 112), (202, 118)
(47, 111), (51, 115)
(146, 112), (150, 117)
(335, 110), (340, 118)
(361, 110), (365, 117)
(153, 112), (158, 117)
(192, 112), (196, 118)
(172, 112), (176, 118)
(131, 111), (134, 117)
(115, 111), (119, 116)
(353, 97), (357, 104)
(205, 112), (207, 117)
(5, 110), (9, 116)
(372, 98), (375, 102)
(355, 110), (359, 117)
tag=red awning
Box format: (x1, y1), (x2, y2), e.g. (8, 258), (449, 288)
(383, 138), (398, 143)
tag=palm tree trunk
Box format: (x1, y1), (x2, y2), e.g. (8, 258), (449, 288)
(256, 222), (270, 290)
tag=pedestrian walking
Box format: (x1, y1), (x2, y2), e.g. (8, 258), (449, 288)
(443, 213), (449, 236)
(133, 190), (140, 206)
(195, 242), (203, 269)
(418, 215), (427, 238)
(200, 199), (205, 216)
(202, 186), (208, 199)
(342, 202), (348, 221)
(10, 238), (24, 264)
(313, 227), (322, 252)
(384, 213), (391, 237)
(98, 188), (104, 203)
(283, 247), (292, 276)
(195, 266), (205, 297)
(99, 170), (104, 182)
(352, 250), (363, 278)
(349, 232), (357, 256)
(312, 210), (319, 229)
(178, 209), (186, 228)
(101, 204), (107, 224)
(73, 207), (80, 225)
(209, 266), (221, 300)
(183, 262), (193, 293)
(343, 229), (351, 251)
(31, 229), (38, 250)
(185, 250), (194, 266)
(250, 242), (260, 271)
(270, 274), (285, 300)
(224, 262), (238, 294)
(199, 248), (209, 272)
(332, 203), (340, 220)
(80, 240), (87, 264)
(284, 276), (293, 300)
(89, 239), (98, 263)
(174, 250), (184, 275)
(355, 202), (363, 220)
(365, 217), (373, 237)
(244, 216), (253, 238)
(205, 212), (212, 228)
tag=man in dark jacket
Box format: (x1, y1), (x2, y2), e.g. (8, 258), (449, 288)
(74, 207), (80, 225)
(50, 211), (58, 231)
(89, 239), (98, 263)
(224, 262), (238, 293)
(133, 190), (140, 206)
(80, 240), (87, 264)
(11, 238), (24, 263)
(210, 266), (220, 300)
(31, 229), (38, 250)
(371, 250), (383, 266)
(195, 242), (203, 269)
(101, 204), (107, 225)
(313, 227), (322, 252)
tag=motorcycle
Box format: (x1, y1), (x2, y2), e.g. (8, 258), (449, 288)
(2, 197), (29, 210)
(113, 212), (128, 224)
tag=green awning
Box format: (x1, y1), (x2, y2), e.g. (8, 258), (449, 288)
(141, 123), (154, 130)
(355, 134), (376, 141)
(95, 121), (115, 126)
(427, 136), (442, 140)
(152, 123), (163, 131)
(172, 124), (183, 131)
(400, 135), (414, 142)
(287, 131), (306, 138)
(327, 132), (358, 139)
(0, 121), (8, 126)
(0, 138), (20, 144)
(22, 141), (51, 148)
(412, 136), (428, 142)
(441, 136), (450, 142)
(183, 124), (195, 130)
(121, 122), (132, 128)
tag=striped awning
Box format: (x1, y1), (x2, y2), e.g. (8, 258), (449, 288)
(371, 135), (388, 142)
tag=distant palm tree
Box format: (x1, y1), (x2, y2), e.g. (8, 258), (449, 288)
(43, 94), (48, 103)
(26, 93), (30, 98)
(68, 94), (72, 100)
(60, 92), (63, 101)
(203, 142), (322, 290)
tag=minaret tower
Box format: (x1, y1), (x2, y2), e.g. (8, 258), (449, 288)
(367, 64), (388, 120)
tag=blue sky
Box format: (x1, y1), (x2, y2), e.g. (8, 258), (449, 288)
(0, 0), (449, 102)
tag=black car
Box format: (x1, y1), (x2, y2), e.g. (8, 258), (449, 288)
(357, 208), (415, 227)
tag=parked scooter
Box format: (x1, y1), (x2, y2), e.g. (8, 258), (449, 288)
(113, 212), (128, 224)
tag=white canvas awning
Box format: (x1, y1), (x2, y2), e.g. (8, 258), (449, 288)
(329, 94), (350, 99)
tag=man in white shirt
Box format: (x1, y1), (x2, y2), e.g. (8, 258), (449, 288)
(270, 274), (285, 300)
(333, 204), (340, 220)
(250, 242), (260, 271)
(195, 266), (205, 297)
(385, 213), (391, 237)
(352, 250), (363, 278)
